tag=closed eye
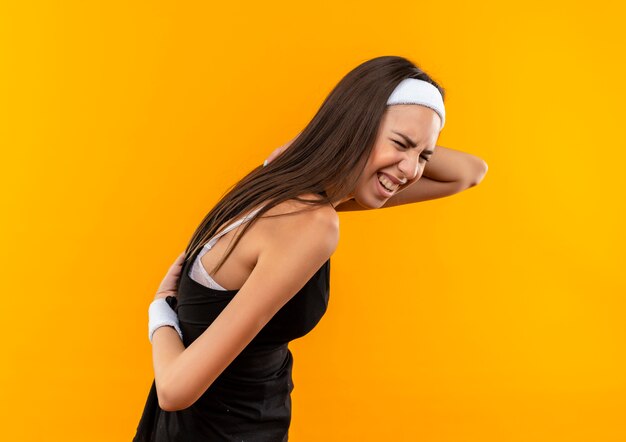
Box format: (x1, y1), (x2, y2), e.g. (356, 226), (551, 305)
(393, 140), (430, 162)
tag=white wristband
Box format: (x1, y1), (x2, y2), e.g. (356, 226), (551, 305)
(148, 298), (183, 343)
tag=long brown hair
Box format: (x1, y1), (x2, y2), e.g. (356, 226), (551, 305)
(182, 55), (445, 275)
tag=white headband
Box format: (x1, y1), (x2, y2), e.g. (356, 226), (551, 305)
(386, 78), (445, 131)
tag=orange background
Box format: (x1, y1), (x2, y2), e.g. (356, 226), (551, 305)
(1, 1), (625, 441)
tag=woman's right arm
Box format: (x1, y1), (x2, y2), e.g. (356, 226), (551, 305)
(156, 204), (339, 411)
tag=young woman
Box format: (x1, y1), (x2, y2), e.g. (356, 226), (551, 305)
(133, 55), (488, 441)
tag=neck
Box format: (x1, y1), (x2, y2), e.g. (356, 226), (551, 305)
(322, 185), (354, 209)
(328, 193), (354, 209)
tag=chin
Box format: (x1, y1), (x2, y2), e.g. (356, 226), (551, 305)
(353, 194), (385, 210)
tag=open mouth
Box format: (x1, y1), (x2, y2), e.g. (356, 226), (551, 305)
(376, 172), (398, 195)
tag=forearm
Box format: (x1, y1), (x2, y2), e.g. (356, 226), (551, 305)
(424, 145), (488, 184)
(152, 325), (185, 405)
(376, 145), (488, 208)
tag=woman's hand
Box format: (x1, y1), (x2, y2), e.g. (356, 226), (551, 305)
(263, 131), (301, 166)
(264, 146), (286, 166)
(154, 252), (186, 301)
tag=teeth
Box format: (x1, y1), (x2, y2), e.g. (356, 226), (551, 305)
(377, 173), (397, 192)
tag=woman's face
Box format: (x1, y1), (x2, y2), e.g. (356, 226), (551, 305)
(350, 104), (442, 209)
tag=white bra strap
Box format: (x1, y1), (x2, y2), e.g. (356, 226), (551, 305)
(207, 206), (264, 246)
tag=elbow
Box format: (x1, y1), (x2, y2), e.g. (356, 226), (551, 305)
(159, 394), (188, 412)
(466, 159), (488, 187)
(157, 382), (189, 412)
(157, 365), (219, 411)
(157, 387), (177, 412)
(158, 397), (180, 412)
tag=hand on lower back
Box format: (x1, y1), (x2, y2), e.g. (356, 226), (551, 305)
(154, 252), (185, 300)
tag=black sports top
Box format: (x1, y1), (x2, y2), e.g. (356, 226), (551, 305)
(133, 209), (331, 441)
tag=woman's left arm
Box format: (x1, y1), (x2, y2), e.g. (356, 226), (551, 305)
(336, 145), (488, 211)
(386, 145), (488, 207)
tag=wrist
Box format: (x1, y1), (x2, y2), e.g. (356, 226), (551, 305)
(148, 298), (183, 343)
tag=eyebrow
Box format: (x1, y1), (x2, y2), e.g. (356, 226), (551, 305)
(391, 130), (435, 155)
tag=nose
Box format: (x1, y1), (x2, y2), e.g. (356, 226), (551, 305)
(398, 150), (422, 182)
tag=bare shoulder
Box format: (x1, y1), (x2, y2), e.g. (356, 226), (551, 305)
(256, 193), (339, 252)
(262, 192), (338, 221)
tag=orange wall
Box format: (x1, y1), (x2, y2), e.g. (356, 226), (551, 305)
(1, 1), (625, 440)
